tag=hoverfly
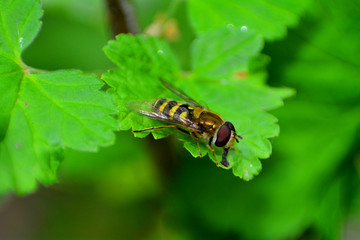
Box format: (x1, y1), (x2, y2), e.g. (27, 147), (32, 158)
(130, 79), (242, 167)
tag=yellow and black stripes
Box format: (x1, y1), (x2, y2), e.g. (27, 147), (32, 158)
(163, 100), (178, 116)
(173, 104), (191, 123)
(152, 98), (199, 124)
(153, 98), (167, 111)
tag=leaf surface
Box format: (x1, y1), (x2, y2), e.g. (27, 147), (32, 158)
(173, 0), (360, 238)
(0, 0), (117, 194)
(188, 0), (311, 40)
(103, 33), (292, 180)
(191, 27), (263, 79)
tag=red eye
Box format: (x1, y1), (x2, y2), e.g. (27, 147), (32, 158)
(225, 122), (235, 132)
(215, 125), (231, 147)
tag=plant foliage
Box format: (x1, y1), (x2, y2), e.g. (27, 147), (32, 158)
(0, 0), (117, 194)
(188, 0), (312, 40)
(102, 28), (293, 180)
(1, 0), (360, 239)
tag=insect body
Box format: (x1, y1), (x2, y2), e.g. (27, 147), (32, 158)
(130, 79), (242, 167)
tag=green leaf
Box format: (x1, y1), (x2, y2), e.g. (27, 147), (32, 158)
(103, 34), (181, 139)
(173, 101), (359, 240)
(191, 26), (263, 79)
(188, 0), (311, 40)
(0, 0), (42, 58)
(172, 0), (360, 238)
(0, 0), (117, 194)
(265, 1), (360, 105)
(104, 34), (180, 80)
(103, 34), (292, 180)
(177, 78), (293, 180)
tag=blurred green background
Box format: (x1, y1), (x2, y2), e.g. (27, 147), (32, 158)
(0, 0), (359, 239)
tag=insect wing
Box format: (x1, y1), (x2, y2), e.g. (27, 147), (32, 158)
(160, 78), (204, 109)
(127, 100), (197, 129)
(127, 100), (168, 121)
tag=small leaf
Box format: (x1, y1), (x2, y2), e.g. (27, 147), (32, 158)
(0, 0), (117, 194)
(104, 34), (180, 80)
(0, 0), (42, 58)
(191, 26), (263, 79)
(103, 33), (292, 180)
(188, 0), (311, 40)
(103, 34), (181, 140)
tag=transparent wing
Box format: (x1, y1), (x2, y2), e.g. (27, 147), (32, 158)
(127, 100), (169, 122)
(160, 78), (204, 109)
(127, 100), (200, 131)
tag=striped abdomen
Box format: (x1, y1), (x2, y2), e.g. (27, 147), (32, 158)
(152, 98), (203, 125)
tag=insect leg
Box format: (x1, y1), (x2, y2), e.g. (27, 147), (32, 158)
(190, 132), (203, 158)
(208, 139), (219, 167)
(221, 148), (230, 167)
(132, 125), (179, 133)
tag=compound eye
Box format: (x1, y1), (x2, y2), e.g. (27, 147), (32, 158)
(225, 122), (235, 132)
(215, 125), (231, 147)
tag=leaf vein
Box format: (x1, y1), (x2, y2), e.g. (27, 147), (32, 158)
(0, 68), (23, 77)
(27, 75), (107, 142)
(34, 76), (101, 88)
